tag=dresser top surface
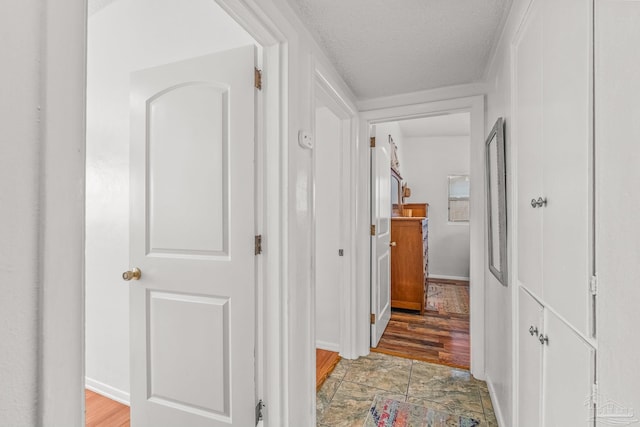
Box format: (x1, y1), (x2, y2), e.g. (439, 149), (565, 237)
(391, 216), (427, 221)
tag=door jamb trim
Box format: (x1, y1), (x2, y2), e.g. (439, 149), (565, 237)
(357, 96), (486, 379)
(40, 1), (290, 425)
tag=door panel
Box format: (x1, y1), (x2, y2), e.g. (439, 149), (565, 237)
(130, 46), (256, 427)
(371, 134), (392, 347)
(542, 0), (592, 337)
(515, 0), (544, 298)
(148, 292), (229, 415)
(543, 311), (595, 427)
(148, 84), (228, 256)
(518, 288), (543, 427)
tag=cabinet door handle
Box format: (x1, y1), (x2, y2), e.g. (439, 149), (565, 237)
(529, 326), (539, 336)
(538, 334), (549, 345)
(531, 197), (547, 208)
(389, 241), (397, 247)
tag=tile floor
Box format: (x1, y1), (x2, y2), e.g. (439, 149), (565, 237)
(316, 352), (498, 427)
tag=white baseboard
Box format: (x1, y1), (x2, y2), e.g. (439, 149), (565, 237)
(485, 374), (506, 427)
(85, 377), (130, 406)
(428, 274), (470, 281)
(316, 340), (340, 353)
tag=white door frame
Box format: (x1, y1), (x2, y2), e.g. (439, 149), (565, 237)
(310, 64), (358, 426)
(312, 66), (359, 361)
(357, 96), (486, 379)
(40, 1), (289, 425)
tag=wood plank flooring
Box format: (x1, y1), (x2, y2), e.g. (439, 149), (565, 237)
(372, 279), (470, 370)
(316, 348), (341, 391)
(85, 390), (130, 427)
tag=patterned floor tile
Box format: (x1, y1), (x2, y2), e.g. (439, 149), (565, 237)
(329, 358), (351, 381)
(406, 395), (486, 424)
(406, 360), (486, 420)
(409, 360), (479, 395)
(318, 380), (405, 427)
(317, 376), (341, 420)
(315, 355), (498, 426)
(343, 352), (412, 394)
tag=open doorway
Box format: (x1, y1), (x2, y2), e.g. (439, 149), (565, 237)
(84, 1), (275, 425)
(313, 102), (344, 389)
(370, 113), (472, 369)
(360, 95), (485, 379)
(311, 70), (358, 423)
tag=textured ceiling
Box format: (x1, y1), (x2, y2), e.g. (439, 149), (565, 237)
(287, 0), (512, 100)
(398, 113), (470, 138)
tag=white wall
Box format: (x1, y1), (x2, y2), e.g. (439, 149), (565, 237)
(1, 1), (86, 424)
(401, 136), (470, 279)
(86, 0), (256, 399)
(314, 107), (342, 351)
(481, 1), (530, 425)
(0, 2), (42, 424)
(595, 0), (640, 419)
(2, 0), (359, 425)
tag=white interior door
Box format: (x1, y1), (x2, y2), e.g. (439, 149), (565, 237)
(541, 0), (592, 337)
(128, 46), (256, 426)
(371, 133), (392, 347)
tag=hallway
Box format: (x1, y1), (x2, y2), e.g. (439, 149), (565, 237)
(374, 279), (470, 369)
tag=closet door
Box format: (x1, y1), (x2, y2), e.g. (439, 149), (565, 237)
(515, 0), (544, 298)
(541, 0), (592, 336)
(543, 311), (595, 426)
(518, 288), (543, 427)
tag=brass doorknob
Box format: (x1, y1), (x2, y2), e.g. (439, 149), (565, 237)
(390, 241), (397, 247)
(122, 267), (141, 281)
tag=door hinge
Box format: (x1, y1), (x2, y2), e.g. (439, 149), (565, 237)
(371, 313), (376, 324)
(255, 399), (265, 424)
(370, 225), (376, 236)
(370, 137), (376, 148)
(589, 275), (598, 296)
(255, 235), (263, 255)
(338, 249), (344, 256)
(255, 68), (262, 90)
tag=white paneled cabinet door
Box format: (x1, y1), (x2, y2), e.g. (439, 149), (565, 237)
(515, 0), (544, 299)
(543, 311), (595, 426)
(370, 135), (392, 347)
(129, 46), (256, 426)
(541, 0), (592, 337)
(516, 0), (593, 336)
(518, 288), (543, 427)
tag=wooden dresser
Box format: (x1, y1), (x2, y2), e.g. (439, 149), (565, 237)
(390, 214), (428, 314)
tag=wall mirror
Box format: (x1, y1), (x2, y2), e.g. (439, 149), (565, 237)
(485, 117), (508, 286)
